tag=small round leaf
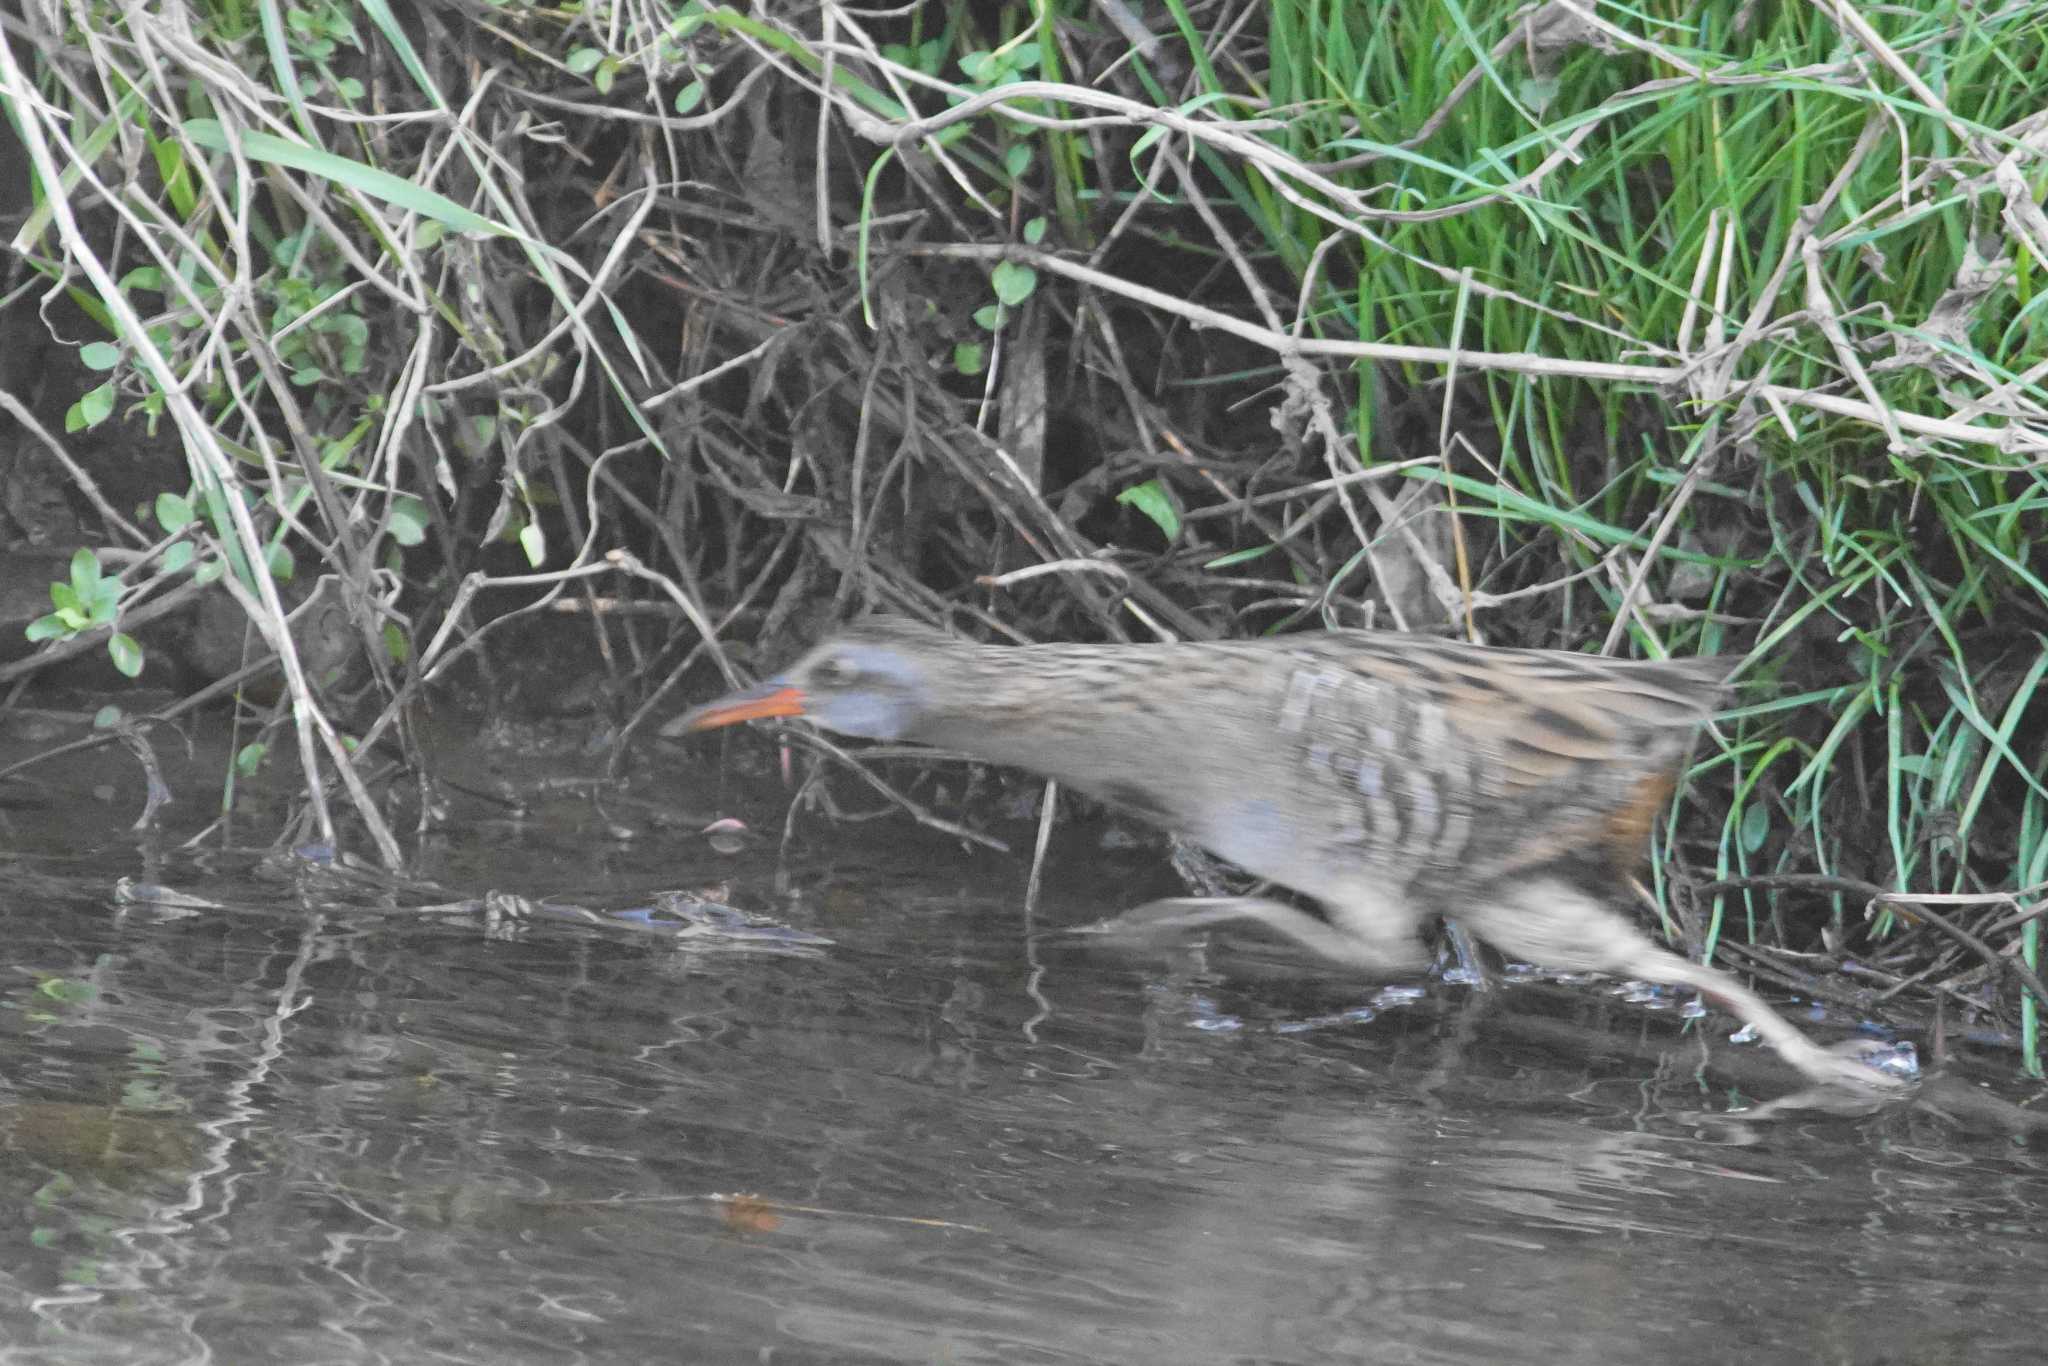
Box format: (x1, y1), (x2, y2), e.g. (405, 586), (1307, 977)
(388, 495), (430, 547)
(77, 381), (115, 428)
(1739, 802), (1771, 854)
(156, 491), (194, 531)
(991, 261), (1037, 306)
(70, 547), (101, 595)
(107, 633), (144, 678)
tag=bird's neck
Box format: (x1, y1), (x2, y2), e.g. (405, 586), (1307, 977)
(895, 642), (1192, 798)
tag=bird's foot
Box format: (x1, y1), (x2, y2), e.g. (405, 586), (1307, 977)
(1064, 897), (1266, 944)
(1065, 897), (1429, 974)
(1783, 1036), (1918, 1094)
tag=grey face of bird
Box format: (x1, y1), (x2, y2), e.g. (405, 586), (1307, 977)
(785, 636), (938, 739)
(672, 626), (939, 741)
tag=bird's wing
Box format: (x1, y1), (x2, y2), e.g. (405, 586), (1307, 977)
(1260, 632), (1731, 883)
(1305, 632), (1729, 782)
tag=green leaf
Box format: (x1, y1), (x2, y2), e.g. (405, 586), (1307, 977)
(1023, 216), (1047, 245)
(382, 623), (410, 663)
(235, 742), (267, 777)
(181, 120), (512, 238)
(24, 613), (70, 642)
(959, 50), (995, 82)
(194, 558), (224, 586)
(156, 491), (193, 531)
(673, 80), (705, 115)
(991, 261), (1037, 306)
(953, 342), (986, 375)
(1204, 544), (1276, 569)
(1003, 144), (1032, 179)
(325, 312), (369, 350)
(320, 7), (360, 43)
(566, 47), (603, 74)
(670, 1), (710, 39)
(518, 521), (546, 567)
(388, 495), (430, 546)
(86, 577), (121, 623)
(93, 705), (122, 728)
(1739, 802), (1771, 854)
(972, 303), (1006, 331)
(1116, 480), (1181, 541)
(76, 381), (115, 428)
(70, 547), (100, 598)
(79, 341), (121, 370)
(161, 542), (195, 573)
(107, 633), (144, 678)
(36, 977), (95, 1004)
(266, 541), (296, 581)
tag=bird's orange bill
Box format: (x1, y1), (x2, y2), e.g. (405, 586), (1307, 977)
(672, 683), (808, 733)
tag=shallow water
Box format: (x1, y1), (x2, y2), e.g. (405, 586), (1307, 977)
(0, 727), (2042, 1365)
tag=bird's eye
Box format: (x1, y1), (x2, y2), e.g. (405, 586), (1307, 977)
(814, 656), (858, 687)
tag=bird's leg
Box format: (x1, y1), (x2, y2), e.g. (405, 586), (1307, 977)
(1439, 918), (1489, 986)
(1618, 943), (1912, 1092)
(1074, 895), (1432, 974)
(1463, 877), (1907, 1092)
(1165, 835), (1241, 898)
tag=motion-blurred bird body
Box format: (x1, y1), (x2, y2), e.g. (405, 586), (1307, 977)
(678, 616), (1897, 1091)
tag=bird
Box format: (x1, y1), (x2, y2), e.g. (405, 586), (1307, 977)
(674, 615), (1903, 1092)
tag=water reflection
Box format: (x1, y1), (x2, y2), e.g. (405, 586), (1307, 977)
(0, 815), (2038, 1365)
